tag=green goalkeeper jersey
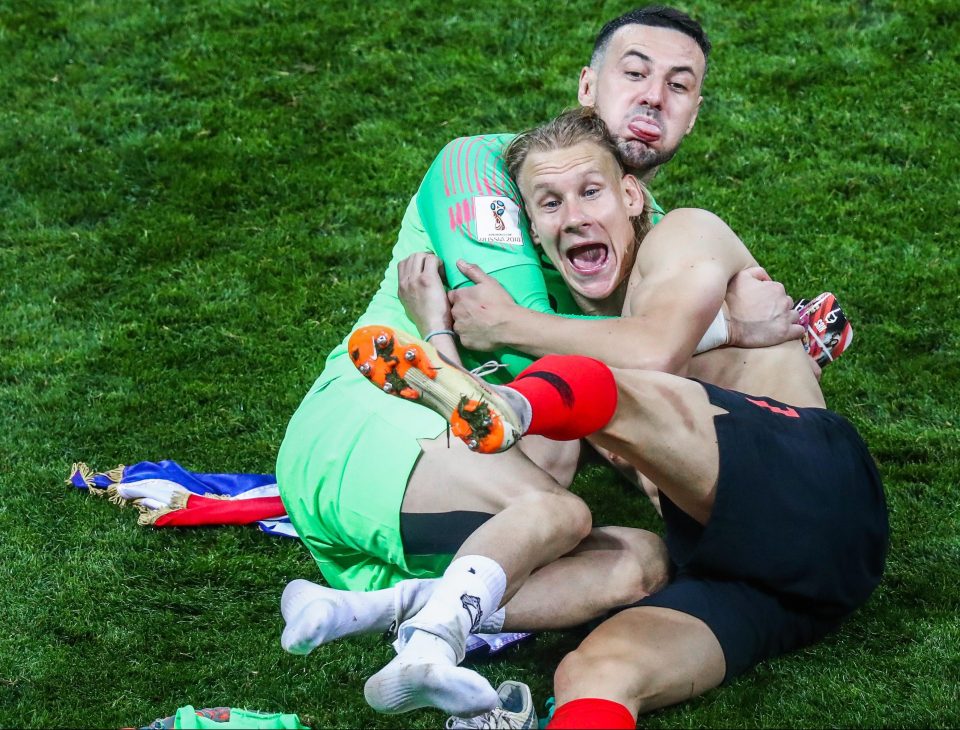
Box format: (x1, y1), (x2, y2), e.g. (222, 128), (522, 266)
(277, 133), (665, 591)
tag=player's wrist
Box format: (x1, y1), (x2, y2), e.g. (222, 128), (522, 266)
(424, 328), (457, 343)
(695, 309), (732, 353)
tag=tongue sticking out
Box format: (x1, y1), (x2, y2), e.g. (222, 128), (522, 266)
(628, 117), (661, 143)
(567, 244), (609, 273)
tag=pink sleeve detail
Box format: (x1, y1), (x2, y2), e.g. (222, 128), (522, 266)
(441, 143), (452, 198)
(462, 137), (479, 194)
(453, 138), (466, 195)
(477, 148), (499, 195)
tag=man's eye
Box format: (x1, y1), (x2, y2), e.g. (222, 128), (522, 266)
(584, 188), (600, 198)
(669, 82), (688, 92)
(626, 70), (645, 79)
(542, 199), (560, 210)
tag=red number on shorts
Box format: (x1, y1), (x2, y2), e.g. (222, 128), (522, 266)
(745, 397), (800, 418)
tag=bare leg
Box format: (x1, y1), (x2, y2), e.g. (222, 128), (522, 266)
(592, 369), (724, 525)
(517, 435), (580, 489)
(401, 434), (593, 602)
(549, 364), (821, 722)
(281, 524), (668, 656)
(501, 526), (668, 630)
(365, 432), (644, 716)
(553, 606), (725, 718)
(281, 437), (665, 653)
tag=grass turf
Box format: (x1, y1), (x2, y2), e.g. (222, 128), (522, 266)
(1, 0), (959, 726)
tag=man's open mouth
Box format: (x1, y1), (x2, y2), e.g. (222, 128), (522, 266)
(566, 243), (609, 274)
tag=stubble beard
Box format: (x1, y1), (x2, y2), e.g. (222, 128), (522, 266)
(616, 137), (679, 177)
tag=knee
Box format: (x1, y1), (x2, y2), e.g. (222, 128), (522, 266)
(617, 531), (670, 603)
(554, 644), (651, 706)
(582, 528), (669, 608)
(523, 490), (592, 543)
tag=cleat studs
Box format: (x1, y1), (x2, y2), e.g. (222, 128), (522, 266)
(404, 348), (417, 362)
(467, 439), (479, 451)
(375, 334), (389, 347)
(382, 382), (393, 393)
(359, 363), (371, 376)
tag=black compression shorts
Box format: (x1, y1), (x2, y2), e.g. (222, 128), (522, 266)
(626, 381), (888, 681)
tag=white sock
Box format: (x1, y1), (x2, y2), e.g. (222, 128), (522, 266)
(479, 606), (506, 633)
(363, 639), (498, 716)
(362, 557), (507, 716)
(395, 555), (507, 663)
(402, 629), (458, 664)
(279, 577), (437, 655)
(491, 383), (533, 434)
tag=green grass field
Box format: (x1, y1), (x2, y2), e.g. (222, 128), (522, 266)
(2, 0), (959, 727)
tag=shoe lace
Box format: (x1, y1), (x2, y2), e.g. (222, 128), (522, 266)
(445, 707), (526, 729)
(470, 360), (509, 379)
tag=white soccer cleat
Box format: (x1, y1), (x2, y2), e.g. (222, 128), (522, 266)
(445, 681), (538, 729)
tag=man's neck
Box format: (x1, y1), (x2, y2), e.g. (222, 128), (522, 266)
(630, 164), (660, 186)
(573, 279), (631, 318)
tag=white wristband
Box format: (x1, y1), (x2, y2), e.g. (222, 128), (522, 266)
(694, 308), (729, 354)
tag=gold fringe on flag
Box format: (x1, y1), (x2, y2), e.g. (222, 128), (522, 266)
(133, 490), (190, 526)
(96, 465), (126, 485)
(105, 484), (129, 508)
(68, 462), (95, 489)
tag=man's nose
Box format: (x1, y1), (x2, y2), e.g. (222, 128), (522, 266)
(563, 201), (589, 231)
(637, 77), (664, 108)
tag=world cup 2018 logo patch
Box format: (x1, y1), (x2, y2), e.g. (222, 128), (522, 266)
(473, 196), (523, 246)
(490, 199), (506, 231)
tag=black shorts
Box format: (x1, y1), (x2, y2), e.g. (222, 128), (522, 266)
(400, 511), (493, 556)
(628, 381), (889, 681)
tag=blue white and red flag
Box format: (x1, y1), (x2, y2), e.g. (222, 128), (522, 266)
(67, 460), (297, 538)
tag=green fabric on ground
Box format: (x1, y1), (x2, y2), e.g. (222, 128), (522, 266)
(173, 705), (308, 729)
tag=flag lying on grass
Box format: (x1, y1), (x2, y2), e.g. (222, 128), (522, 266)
(67, 459), (534, 658)
(67, 460), (297, 537)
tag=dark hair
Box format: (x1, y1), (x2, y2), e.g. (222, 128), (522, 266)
(591, 5), (711, 70)
(504, 108), (652, 243)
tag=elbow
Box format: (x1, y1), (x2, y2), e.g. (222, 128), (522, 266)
(611, 349), (682, 375)
(651, 353), (687, 375)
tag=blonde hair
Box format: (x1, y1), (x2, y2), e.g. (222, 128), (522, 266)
(505, 107), (653, 242)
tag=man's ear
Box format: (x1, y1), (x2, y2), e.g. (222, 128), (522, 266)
(577, 66), (597, 106)
(529, 222), (541, 246)
(521, 202), (541, 245)
(621, 174), (645, 214)
(686, 95), (703, 135)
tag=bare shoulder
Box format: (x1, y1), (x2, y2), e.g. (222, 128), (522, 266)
(636, 207), (754, 275)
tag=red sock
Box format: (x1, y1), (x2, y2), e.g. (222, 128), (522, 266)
(547, 697), (635, 729)
(506, 354), (617, 440)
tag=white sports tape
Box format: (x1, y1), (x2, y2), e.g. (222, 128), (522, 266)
(694, 307), (729, 354)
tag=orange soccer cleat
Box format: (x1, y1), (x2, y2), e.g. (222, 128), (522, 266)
(347, 325), (523, 454)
